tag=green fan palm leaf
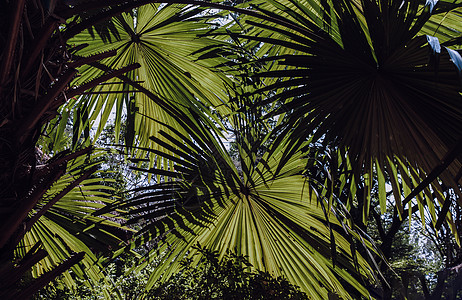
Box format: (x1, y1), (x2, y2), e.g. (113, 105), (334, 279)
(66, 4), (231, 154)
(15, 151), (132, 291)
(113, 93), (378, 298)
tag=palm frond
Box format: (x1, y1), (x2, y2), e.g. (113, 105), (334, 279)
(113, 88), (378, 298)
(65, 4), (231, 156)
(15, 150), (132, 291)
(210, 0), (462, 230)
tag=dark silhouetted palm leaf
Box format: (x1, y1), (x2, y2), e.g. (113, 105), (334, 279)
(210, 0), (462, 232)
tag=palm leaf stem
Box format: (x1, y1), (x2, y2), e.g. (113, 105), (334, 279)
(16, 68), (78, 143)
(66, 63), (140, 99)
(10, 252), (85, 300)
(1, 244), (47, 289)
(85, 61), (178, 115)
(81, 90), (142, 95)
(401, 137), (462, 208)
(0, 0), (26, 88)
(19, 166), (99, 244)
(45, 146), (93, 170)
(83, 60), (221, 138)
(0, 165), (66, 250)
(68, 49), (117, 69)
(435, 194), (453, 231)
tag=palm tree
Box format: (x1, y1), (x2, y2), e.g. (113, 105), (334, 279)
(0, 1), (168, 298)
(109, 85), (379, 298)
(3, 0), (462, 298)
(0, 151), (131, 299)
(208, 0), (462, 238)
(200, 0), (462, 297)
(101, 0), (462, 298)
(0, 1), (240, 298)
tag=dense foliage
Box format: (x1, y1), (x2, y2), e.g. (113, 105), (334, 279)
(34, 246), (308, 300)
(2, 0), (462, 299)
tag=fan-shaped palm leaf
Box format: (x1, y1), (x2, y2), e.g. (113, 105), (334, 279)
(108, 89), (379, 298)
(65, 4), (230, 154)
(12, 150), (132, 296)
(208, 0), (462, 230)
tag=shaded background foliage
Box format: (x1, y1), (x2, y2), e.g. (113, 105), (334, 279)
(34, 246), (309, 300)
